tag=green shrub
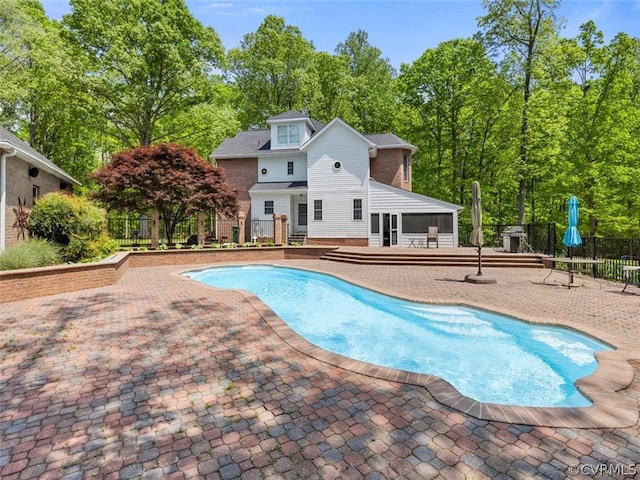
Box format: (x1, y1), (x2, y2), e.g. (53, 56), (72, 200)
(66, 233), (121, 263)
(28, 193), (76, 245)
(83, 235), (120, 262)
(0, 239), (61, 271)
(29, 193), (105, 245)
(28, 192), (110, 262)
(65, 234), (88, 262)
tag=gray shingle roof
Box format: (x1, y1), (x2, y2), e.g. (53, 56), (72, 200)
(267, 110), (308, 121)
(213, 129), (271, 158)
(212, 115), (415, 159)
(0, 126), (80, 184)
(267, 110), (324, 133)
(249, 181), (308, 192)
(365, 133), (417, 151)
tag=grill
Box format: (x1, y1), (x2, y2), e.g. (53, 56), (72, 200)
(502, 226), (525, 253)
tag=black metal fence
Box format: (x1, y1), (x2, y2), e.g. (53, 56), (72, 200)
(567, 236), (640, 283)
(458, 223), (557, 256)
(458, 222), (640, 283)
(106, 214), (199, 246)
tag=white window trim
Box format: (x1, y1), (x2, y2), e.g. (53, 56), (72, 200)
(313, 200), (323, 221)
(353, 199), (363, 220)
(277, 124), (300, 146)
(403, 155), (410, 182)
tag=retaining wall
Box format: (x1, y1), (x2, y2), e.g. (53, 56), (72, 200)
(0, 247), (335, 303)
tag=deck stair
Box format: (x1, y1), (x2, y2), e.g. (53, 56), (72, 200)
(320, 248), (546, 268)
(288, 233), (307, 245)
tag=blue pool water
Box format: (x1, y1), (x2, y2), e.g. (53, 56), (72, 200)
(184, 265), (611, 407)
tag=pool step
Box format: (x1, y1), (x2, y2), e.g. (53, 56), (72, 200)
(320, 250), (545, 268)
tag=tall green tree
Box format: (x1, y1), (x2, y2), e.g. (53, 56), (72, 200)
(310, 52), (357, 125)
(335, 30), (396, 133)
(63, 0), (225, 148)
(477, 0), (562, 224)
(396, 38), (518, 221)
(228, 15), (318, 128)
(0, 0), (99, 182)
(560, 25), (640, 236)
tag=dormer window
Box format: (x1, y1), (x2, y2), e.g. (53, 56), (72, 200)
(277, 124), (300, 145)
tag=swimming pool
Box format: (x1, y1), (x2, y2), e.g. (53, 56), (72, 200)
(184, 265), (611, 407)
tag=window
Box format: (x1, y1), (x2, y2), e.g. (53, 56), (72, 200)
(277, 124), (300, 145)
(313, 200), (323, 221)
(277, 126), (287, 144)
(371, 214), (379, 234)
(32, 185), (40, 205)
(298, 203), (307, 226)
(287, 161), (294, 175)
(403, 155), (410, 182)
(401, 213), (453, 234)
(353, 199), (363, 220)
(264, 200), (274, 215)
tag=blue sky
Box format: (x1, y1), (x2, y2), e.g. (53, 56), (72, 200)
(40, 0), (640, 69)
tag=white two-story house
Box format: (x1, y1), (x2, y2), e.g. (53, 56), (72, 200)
(213, 110), (462, 247)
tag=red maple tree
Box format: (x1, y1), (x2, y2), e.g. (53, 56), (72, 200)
(93, 143), (238, 244)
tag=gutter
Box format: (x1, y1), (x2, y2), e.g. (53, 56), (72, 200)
(0, 142), (18, 252)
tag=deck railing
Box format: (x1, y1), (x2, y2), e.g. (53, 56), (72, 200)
(106, 213), (279, 246)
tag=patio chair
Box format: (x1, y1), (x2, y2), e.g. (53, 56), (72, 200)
(426, 226), (439, 248)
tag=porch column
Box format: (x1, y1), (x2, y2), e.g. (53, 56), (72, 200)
(273, 213), (282, 245)
(238, 211), (246, 244)
(197, 211), (205, 245)
(150, 209), (160, 249)
(281, 215), (288, 245)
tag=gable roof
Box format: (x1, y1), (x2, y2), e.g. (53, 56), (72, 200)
(369, 179), (464, 211)
(0, 126), (80, 185)
(267, 110), (307, 121)
(267, 110), (322, 133)
(299, 117), (376, 152)
(212, 113), (416, 160)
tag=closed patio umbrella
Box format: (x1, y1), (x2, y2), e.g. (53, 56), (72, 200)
(563, 195), (582, 259)
(465, 181), (495, 283)
(470, 181), (484, 275)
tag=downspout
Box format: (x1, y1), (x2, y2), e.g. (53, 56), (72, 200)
(0, 143), (18, 252)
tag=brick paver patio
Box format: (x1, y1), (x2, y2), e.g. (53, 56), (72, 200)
(1, 259), (639, 479)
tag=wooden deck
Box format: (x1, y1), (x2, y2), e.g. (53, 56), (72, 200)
(321, 246), (547, 268)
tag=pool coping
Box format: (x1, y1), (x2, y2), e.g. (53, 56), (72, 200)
(179, 263), (639, 429)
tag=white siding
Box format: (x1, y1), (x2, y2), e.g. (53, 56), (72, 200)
(270, 120), (312, 149)
(369, 182), (458, 213)
(249, 192), (292, 221)
(369, 181), (460, 247)
(257, 154), (306, 182)
(306, 123), (370, 239)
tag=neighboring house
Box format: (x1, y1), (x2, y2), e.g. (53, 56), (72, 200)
(0, 126), (80, 252)
(213, 110), (462, 247)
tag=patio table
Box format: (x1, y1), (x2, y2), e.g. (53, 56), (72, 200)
(542, 257), (602, 289)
